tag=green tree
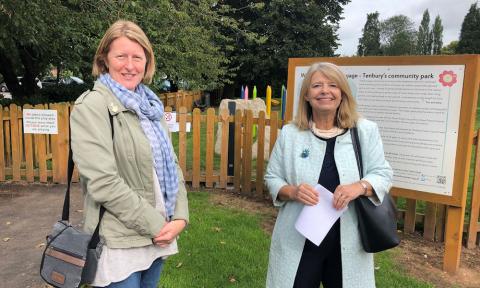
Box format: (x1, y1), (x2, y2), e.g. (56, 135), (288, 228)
(357, 12), (382, 56)
(380, 15), (417, 56)
(441, 41), (458, 55)
(0, 0), (245, 100)
(219, 0), (350, 98)
(457, 3), (480, 54)
(416, 10), (432, 55)
(431, 15), (443, 55)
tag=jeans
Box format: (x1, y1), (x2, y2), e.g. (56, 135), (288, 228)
(98, 257), (164, 288)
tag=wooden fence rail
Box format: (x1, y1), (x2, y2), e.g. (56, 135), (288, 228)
(1, 103), (479, 245)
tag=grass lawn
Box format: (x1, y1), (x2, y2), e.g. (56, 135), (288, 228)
(159, 192), (434, 288)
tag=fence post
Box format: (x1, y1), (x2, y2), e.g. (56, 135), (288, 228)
(242, 110), (253, 195)
(218, 109), (229, 189)
(178, 106), (187, 178)
(9, 103), (21, 181)
(23, 104), (35, 182)
(191, 108), (201, 188)
(0, 105), (4, 181)
(205, 108), (215, 188)
(256, 111), (266, 199)
(233, 110), (243, 193)
(467, 129), (480, 248)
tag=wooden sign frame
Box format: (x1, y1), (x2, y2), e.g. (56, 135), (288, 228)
(287, 55), (480, 274)
(287, 55), (480, 207)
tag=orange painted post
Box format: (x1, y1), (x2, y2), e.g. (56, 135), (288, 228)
(242, 110), (253, 195)
(467, 130), (480, 248)
(218, 110), (229, 189)
(256, 111), (266, 198)
(191, 108), (201, 188)
(9, 104), (21, 181)
(205, 108), (215, 188)
(23, 104), (35, 182)
(0, 106), (4, 181)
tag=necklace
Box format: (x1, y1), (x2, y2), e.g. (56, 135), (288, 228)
(310, 122), (345, 138)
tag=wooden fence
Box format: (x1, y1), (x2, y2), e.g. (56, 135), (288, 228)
(158, 90), (202, 112)
(466, 129), (480, 248)
(1, 103), (480, 246)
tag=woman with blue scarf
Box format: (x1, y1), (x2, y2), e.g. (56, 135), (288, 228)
(70, 20), (189, 288)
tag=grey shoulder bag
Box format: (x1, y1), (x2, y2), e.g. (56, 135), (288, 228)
(40, 111), (113, 287)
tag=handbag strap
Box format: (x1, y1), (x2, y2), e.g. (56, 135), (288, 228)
(62, 105), (114, 249)
(350, 125), (364, 179)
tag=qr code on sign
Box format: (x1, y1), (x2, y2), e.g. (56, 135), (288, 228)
(436, 176), (446, 184)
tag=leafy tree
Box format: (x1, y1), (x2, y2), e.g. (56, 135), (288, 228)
(416, 10), (432, 55)
(357, 12), (381, 56)
(431, 15), (443, 55)
(380, 15), (417, 56)
(219, 0), (350, 98)
(441, 41), (458, 55)
(457, 3), (480, 54)
(0, 0), (245, 100)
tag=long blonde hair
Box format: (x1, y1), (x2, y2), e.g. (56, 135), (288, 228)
(294, 62), (359, 130)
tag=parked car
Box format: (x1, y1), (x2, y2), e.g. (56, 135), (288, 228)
(60, 76), (84, 85)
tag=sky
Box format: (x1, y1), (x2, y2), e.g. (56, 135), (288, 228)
(335, 0), (476, 56)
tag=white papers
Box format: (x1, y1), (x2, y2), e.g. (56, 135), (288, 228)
(295, 184), (348, 246)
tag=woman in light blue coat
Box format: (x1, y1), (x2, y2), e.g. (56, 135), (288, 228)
(265, 62), (393, 288)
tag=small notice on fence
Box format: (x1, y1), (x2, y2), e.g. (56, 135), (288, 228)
(23, 109), (58, 134)
(164, 112), (190, 132)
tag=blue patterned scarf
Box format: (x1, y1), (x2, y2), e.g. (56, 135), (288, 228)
(100, 73), (178, 219)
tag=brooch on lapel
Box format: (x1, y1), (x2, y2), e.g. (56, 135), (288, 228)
(300, 148), (310, 158)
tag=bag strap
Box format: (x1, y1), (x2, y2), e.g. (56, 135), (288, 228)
(62, 104), (114, 249)
(350, 125), (364, 179)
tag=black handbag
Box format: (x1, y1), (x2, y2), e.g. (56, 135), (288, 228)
(40, 111), (112, 287)
(351, 126), (400, 253)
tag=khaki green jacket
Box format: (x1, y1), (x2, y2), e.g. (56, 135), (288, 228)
(70, 81), (189, 249)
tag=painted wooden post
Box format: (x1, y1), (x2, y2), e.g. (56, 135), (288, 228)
(10, 104), (21, 181)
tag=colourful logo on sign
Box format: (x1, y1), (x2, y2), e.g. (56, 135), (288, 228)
(438, 70), (457, 87)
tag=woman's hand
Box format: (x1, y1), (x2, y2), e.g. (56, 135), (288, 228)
(332, 182), (365, 210)
(279, 184), (319, 205)
(153, 219), (187, 247)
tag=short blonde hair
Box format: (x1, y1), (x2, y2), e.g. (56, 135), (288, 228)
(92, 20), (155, 83)
(294, 62), (359, 130)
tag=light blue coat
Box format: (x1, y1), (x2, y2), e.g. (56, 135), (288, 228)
(265, 119), (393, 288)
